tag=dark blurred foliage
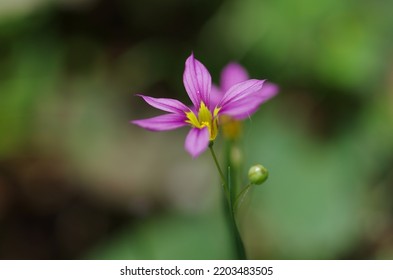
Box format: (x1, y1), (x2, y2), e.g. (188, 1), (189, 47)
(0, 0), (393, 259)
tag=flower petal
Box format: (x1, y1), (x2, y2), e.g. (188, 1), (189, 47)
(131, 113), (186, 131)
(218, 79), (265, 110)
(137, 94), (190, 114)
(183, 53), (212, 108)
(220, 82), (279, 119)
(184, 127), (209, 158)
(257, 82), (279, 100)
(209, 84), (223, 110)
(219, 94), (264, 119)
(221, 62), (249, 92)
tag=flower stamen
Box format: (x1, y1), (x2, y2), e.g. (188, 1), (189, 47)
(185, 102), (220, 141)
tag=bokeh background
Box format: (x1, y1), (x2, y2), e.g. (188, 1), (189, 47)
(1, 0), (393, 260)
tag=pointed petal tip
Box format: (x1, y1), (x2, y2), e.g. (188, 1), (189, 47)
(183, 53), (212, 109)
(186, 52), (195, 62)
(189, 150), (200, 159)
(218, 78), (266, 109)
(261, 82), (280, 98)
(187, 147), (204, 159)
(131, 114), (186, 131)
(135, 94), (189, 114)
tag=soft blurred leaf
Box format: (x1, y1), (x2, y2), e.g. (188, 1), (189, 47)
(0, 38), (63, 156)
(88, 212), (233, 260)
(242, 94), (393, 259)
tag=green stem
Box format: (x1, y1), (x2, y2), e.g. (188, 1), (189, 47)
(209, 143), (229, 200)
(209, 142), (246, 259)
(234, 183), (253, 210)
(226, 166), (246, 260)
(229, 207), (246, 259)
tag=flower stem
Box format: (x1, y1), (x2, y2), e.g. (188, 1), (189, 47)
(229, 206), (246, 259)
(209, 142), (246, 259)
(226, 165), (246, 260)
(234, 183), (252, 210)
(209, 143), (229, 199)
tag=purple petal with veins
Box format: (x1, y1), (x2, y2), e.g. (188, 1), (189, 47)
(185, 127), (210, 158)
(131, 54), (279, 158)
(218, 79), (265, 111)
(183, 53), (211, 108)
(131, 113), (186, 131)
(137, 95), (190, 114)
(220, 82), (278, 119)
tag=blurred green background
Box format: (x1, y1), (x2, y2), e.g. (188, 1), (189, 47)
(1, 0), (393, 259)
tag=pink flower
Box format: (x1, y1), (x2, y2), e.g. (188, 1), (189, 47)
(132, 54), (275, 158)
(210, 62), (279, 119)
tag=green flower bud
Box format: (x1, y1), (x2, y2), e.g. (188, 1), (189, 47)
(248, 164), (268, 185)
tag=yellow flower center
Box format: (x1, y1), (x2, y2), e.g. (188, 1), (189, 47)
(185, 102), (220, 140)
